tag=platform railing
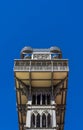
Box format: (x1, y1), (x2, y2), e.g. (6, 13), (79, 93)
(31, 66), (52, 71)
(25, 128), (57, 130)
(14, 60), (69, 71)
(14, 65), (69, 71)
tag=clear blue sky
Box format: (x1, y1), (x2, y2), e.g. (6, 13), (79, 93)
(0, 0), (83, 130)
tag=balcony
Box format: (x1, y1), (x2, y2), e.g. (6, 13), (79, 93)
(14, 60), (69, 72)
(25, 128), (57, 130)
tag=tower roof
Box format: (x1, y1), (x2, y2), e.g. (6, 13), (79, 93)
(21, 46), (61, 53)
(21, 46), (33, 54)
(50, 46), (61, 53)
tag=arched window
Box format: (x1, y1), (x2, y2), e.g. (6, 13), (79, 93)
(32, 95), (36, 105)
(42, 113), (46, 127)
(31, 113), (35, 127)
(36, 114), (40, 127)
(47, 113), (51, 127)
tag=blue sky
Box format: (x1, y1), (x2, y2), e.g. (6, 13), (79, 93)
(0, 0), (83, 130)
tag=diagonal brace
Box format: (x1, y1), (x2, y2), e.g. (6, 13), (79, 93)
(54, 76), (68, 96)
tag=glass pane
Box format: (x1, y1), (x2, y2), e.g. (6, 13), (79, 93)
(47, 114), (51, 127)
(42, 114), (46, 127)
(37, 95), (40, 105)
(32, 95), (36, 105)
(42, 95), (45, 105)
(47, 94), (50, 105)
(31, 114), (35, 127)
(36, 114), (40, 127)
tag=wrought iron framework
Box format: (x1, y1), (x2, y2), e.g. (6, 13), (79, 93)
(14, 46), (69, 130)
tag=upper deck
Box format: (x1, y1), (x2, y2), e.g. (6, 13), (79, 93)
(14, 59), (69, 72)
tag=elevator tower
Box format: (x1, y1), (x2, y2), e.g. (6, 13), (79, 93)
(14, 46), (69, 130)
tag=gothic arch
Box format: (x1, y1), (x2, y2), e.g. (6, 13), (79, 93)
(47, 113), (51, 127)
(36, 113), (40, 127)
(42, 113), (46, 127)
(31, 113), (35, 127)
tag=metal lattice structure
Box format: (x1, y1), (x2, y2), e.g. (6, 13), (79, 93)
(14, 46), (69, 130)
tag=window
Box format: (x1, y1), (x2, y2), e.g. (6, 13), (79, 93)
(47, 94), (50, 105)
(37, 95), (40, 105)
(32, 93), (51, 105)
(31, 112), (51, 128)
(42, 114), (46, 127)
(36, 114), (40, 127)
(42, 95), (46, 105)
(32, 95), (36, 105)
(47, 113), (51, 127)
(31, 113), (35, 127)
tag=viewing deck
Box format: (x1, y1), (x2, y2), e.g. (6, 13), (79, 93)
(14, 59), (69, 72)
(25, 128), (57, 130)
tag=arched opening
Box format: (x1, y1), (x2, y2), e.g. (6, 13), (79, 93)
(31, 113), (35, 127)
(32, 95), (36, 105)
(36, 114), (40, 127)
(47, 113), (51, 127)
(42, 113), (46, 127)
